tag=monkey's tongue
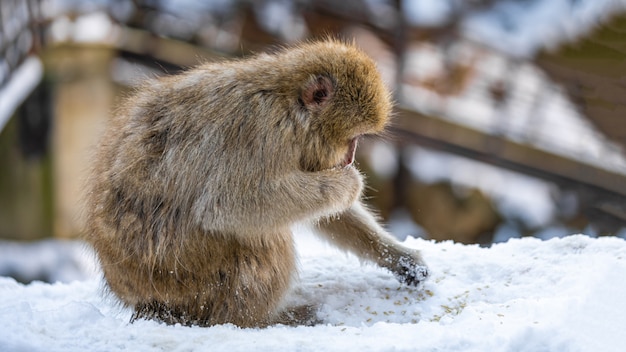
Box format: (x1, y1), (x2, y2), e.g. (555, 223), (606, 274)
(342, 138), (358, 168)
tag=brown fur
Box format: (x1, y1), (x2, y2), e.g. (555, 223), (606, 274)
(85, 40), (428, 328)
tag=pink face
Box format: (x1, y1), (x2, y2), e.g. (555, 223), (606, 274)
(340, 137), (359, 168)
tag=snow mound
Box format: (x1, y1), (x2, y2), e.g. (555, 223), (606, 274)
(2, 232), (626, 352)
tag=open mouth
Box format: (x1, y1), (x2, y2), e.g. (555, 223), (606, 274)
(339, 137), (359, 168)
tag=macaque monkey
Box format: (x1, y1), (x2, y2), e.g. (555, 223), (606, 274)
(85, 39), (428, 328)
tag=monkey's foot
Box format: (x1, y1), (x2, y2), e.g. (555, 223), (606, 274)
(393, 258), (429, 287)
(273, 304), (321, 326)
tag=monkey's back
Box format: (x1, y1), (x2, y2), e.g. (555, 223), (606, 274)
(85, 40), (396, 327)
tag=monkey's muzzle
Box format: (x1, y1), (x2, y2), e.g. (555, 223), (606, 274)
(341, 137), (359, 168)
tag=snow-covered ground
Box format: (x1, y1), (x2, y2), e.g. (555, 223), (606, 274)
(2, 228), (626, 352)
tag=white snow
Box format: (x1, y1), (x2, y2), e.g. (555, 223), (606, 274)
(403, 0), (626, 57)
(255, 0), (308, 43)
(2, 230), (626, 351)
(48, 12), (118, 44)
(404, 146), (557, 228)
(463, 0), (626, 57)
(401, 42), (626, 177)
(0, 57), (43, 133)
(0, 240), (97, 284)
(402, 0), (453, 27)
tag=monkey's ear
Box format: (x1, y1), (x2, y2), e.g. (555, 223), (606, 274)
(300, 75), (334, 109)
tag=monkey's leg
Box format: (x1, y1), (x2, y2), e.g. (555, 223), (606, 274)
(123, 229), (315, 328)
(211, 231), (303, 328)
(315, 201), (428, 286)
(221, 231), (319, 327)
(271, 304), (320, 326)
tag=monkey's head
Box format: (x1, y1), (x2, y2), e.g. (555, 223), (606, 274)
(269, 40), (393, 172)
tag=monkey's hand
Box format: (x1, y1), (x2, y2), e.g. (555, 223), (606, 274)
(314, 201), (429, 287)
(389, 251), (429, 287)
(316, 165), (363, 212)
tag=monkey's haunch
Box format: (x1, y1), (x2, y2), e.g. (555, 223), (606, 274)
(85, 39), (428, 328)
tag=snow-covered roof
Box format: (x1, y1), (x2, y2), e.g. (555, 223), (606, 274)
(404, 0), (626, 57)
(394, 37), (626, 179)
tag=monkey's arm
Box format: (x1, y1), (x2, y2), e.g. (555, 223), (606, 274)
(314, 201), (428, 286)
(259, 167), (364, 226)
(200, 166), (363, 233)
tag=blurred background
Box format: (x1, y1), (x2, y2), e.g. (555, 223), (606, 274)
(1, 0), (625, 283)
